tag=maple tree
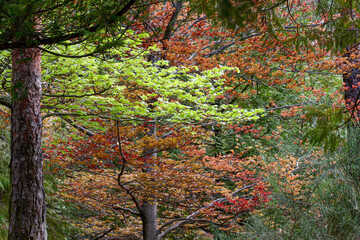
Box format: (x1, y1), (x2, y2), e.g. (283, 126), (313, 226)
(39, 36), (267, 239)
(38, 2), (341, 239)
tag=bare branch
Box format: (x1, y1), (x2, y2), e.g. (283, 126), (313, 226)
(204, 41), (236, 58)
(61, 117), (95, 137)
(114, 122), (142, 214)
(42, 112), (145, 122)
(112, 205), (140, 216)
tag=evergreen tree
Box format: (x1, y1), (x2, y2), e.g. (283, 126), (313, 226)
(0, 1), (139, 238)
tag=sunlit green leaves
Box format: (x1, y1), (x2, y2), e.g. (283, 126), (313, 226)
(42, 36), (264, 126)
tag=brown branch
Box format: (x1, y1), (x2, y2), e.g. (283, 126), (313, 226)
(115, 121), (127, 178)
(163, 1), (183, 41)
(0, 0), (137, 50)
(116, 177), (142, 214)
(38, 46), (98, 58)
(91, 227), (114, 240)
(186, 16), (207, 31)
(42, 112), (145, 122)
(204, 41), (236, 58)
(157, 184), (255, 239)
(114, 121), (142, 213)
(265, 101), (314, 111)
(43, 86), (111, 98)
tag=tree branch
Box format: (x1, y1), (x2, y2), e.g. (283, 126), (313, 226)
(43, 86), (111, 98)
(90, 227), (114, 240)
(157, 184), (255, 239)
(204, 41), (236, 58)
(38, 46), (98, 58)
(61, 117), (95, 137)
(0, 0), (137, 50)
(112, 205), (140, 216)
(265, 101), (315, 111)
(186, 16), (207, 31)
(163, 1), (183, 41)
(0, 94), (11, 109)
(271, 67), (337, 75)
(42, 112), (145, 122)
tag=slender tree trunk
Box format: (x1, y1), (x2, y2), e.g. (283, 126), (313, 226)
(140, 121), (158, 240)
(8, 47), (47, 240)
(140, 201), (158, 240)
(139, 3), (183, 236)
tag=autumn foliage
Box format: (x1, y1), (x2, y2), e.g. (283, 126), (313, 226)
(36, 1), (350, 238)
(1, 0), (358, 239)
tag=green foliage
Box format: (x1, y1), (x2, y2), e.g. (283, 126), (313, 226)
(0, 129), (10, 239)
(239, 126), (360, 240)
(209, 225), (240, 240)
(0, 128), (82, 239)
(42, 41), (264, 128)
(304, 104), (346, 152)
(44, 172), (83, 239)
(196, 0), (360, 51)
(321, 126), (360, 239)
(0, 0), (139, 52)
(3, 2), (357, 239)
(191, 0), (260, 28)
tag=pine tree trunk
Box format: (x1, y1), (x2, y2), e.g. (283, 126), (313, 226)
(8, 48), (47, 240)
(343, 44), (360, 120)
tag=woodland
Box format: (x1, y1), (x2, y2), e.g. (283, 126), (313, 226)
(1, 0), (360, 239)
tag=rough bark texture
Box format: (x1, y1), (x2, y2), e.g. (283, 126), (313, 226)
(343, 44), (360, 120)
(9, 48), (47, 240)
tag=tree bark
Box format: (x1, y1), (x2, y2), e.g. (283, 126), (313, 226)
(139, 3), (184, 236)
(8, 47), (47, 240)
(140, 201), (158, 240)
(140, 121), (158, 240)
(343, 44), (360, 120)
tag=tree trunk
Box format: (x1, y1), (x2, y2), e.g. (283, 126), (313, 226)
(140, 201), (158, 240)
(140, 120), (158, 240)
(139, 4), (184, 237)
(8, 48), (47, 240)
(343, 44), (360, 120)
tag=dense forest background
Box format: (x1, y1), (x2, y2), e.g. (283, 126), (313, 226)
(1, 0), (360, 239)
